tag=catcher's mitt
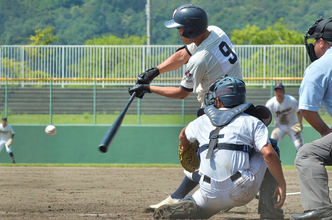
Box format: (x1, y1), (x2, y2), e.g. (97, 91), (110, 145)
(291, 123), (303, 136)
(6, 138), (13, 147)
(178, 140), (200, 173)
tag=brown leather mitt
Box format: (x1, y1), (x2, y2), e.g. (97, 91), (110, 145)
(178, 140), (200, 173)
(291, 123), (303, 136)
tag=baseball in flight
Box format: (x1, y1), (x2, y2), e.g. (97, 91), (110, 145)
(45, 125), (57, 136)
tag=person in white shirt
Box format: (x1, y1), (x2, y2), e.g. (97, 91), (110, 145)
(153, 76), (286, 219)
(128, 4), (242, 106)
(266, 82), (304, 151)
(0, 117), (16, 163)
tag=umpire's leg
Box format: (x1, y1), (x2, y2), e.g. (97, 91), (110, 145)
(295, 133), (332, 211)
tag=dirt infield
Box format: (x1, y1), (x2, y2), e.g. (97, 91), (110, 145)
(0, 167), (330, 220)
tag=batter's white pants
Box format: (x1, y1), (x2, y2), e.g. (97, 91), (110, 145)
(0, 140), (12, 153)
(192, 152), (267, 216)
(271, 124), (304, 151)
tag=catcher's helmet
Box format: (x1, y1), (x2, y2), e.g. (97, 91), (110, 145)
(204, 75), (246, 107)
(164, 4), (208, 39)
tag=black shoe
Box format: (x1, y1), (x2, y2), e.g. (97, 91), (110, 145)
(290, 207), (332, 220)
(12, 160), (15, 163)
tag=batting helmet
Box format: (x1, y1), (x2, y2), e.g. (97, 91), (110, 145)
(164, 4), (208, 39)
(204, 75), (246, 107)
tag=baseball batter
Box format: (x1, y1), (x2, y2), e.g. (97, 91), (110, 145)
(0, 117), (16, 163)
(128, 4), (242, 106)
(153, 76), (286, 219)
(266, 82), (304, 151)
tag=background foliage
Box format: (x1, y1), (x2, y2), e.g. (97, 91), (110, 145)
(0, 0), (331, 45)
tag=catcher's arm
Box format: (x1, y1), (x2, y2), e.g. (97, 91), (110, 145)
(179, 126), (190, 151)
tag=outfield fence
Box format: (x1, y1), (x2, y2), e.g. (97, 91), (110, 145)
(0, 78), (302, 125)
(0, 45), (308, 87)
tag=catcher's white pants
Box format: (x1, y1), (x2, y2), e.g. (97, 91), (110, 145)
(271, 124), (304, 150)
(192, 152), (266, 216)
(0, 140), (12, 153)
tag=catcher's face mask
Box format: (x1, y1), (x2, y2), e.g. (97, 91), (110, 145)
(204, 80), (218, 106)
(305, 17), (332, 62)
(304, 18), (323, 62)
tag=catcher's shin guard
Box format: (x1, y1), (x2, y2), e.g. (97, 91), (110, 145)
(153, 200), (209, 219)
(258, 169), (284, 219)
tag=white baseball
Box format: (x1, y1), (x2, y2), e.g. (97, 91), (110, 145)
(45, 125), (57, 136)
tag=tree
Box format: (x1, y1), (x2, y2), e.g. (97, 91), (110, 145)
(230, 18), (303, 45)
(84, 34), (146, 45)
(230, 18), (307, 78)
(29, 27), (60, 45)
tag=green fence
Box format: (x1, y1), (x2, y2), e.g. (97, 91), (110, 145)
(0, 125), (321, 166)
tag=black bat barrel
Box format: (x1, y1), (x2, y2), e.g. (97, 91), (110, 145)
(98, 92), (136, 153)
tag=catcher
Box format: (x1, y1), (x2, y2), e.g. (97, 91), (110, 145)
(0, 117), (16, 163)
(154, 76), (286, 219)
(266, 83), (304, 151)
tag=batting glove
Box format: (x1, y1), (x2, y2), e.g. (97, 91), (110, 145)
(136, 67), (160, 85)
(128, 84), (151, 99)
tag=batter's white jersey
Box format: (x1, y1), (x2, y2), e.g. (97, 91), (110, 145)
(266, 94), (299, 126)
(185, 108), (269, 181)
(0, 124), (15, 141)
(180, 26), (242, 105)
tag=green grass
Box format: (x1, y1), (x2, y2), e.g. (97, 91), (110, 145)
(4, 110), (332, 125)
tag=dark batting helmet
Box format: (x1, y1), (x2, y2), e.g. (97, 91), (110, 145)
(164, 4), (208, 39)
(204, 75), (246, 107)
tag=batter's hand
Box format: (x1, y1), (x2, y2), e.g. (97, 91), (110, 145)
(128, 84), (151, 99)
(136, 67), (160, 85)
(272, 184), (286, 210)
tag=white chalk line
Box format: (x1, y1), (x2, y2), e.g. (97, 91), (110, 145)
(286, 188), (332, 196)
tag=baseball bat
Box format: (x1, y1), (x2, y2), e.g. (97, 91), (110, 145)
(98, 92), (136, 153)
